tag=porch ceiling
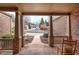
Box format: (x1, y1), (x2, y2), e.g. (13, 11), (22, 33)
(0, 3), (79, 13)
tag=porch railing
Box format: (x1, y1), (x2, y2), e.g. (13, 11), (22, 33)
(54, 36), (68, 44)
(0, 38), (13, 50)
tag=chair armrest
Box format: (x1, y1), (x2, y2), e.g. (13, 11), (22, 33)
(75, 49), (79, 54)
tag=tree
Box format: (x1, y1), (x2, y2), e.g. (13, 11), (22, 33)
(45, 20), (49, 26)
(39, 18), (45, 28)
(39, 18), (44, 25)
(28, 23), (31, 29)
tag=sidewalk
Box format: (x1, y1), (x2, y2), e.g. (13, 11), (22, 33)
(31, 34), (44, 44)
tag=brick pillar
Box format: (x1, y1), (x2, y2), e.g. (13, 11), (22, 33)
(13, 38), (19, 54)
(13, 11), (20, 54)
(48, 16), (54, 47)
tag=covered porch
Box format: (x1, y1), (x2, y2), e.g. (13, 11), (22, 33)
(0, 3), (79, 55)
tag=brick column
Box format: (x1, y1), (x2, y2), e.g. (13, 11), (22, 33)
(48, 16), (54, 47)
(13, 11), (20, 54)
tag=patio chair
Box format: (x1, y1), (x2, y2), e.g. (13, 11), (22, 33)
(57, 39), (77, 55)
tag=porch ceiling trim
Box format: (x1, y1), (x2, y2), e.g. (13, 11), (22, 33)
(22, 12), (71, 15)
(0, 7), (18, 11)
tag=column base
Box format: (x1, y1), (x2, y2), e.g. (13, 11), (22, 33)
(13, 50), (19, 55)
(13, 38), (20, 55)
(48, 36), (54, 47)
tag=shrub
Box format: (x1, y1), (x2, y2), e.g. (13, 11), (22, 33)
(1, 34), (14, 39)
(43, 32), (48, 38)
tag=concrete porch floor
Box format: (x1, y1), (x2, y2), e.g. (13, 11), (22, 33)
(18, 34), (58, 55)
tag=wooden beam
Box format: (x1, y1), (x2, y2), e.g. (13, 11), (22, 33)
(68, 15), (72, 40)
(22, 12), (70, 15)
(0, 7), (18, 11)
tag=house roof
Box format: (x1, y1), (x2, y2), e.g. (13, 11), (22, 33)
(0, 11), (12, 17)
(53, 16), (63, 21)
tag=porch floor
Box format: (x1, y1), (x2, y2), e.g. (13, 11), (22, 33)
(18, 34), (58, 55)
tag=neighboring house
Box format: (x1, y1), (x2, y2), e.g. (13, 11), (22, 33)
(23, 16), (31, 30)
(24, 25), (29, 30)
(0, 12), (12, 37)
(53, 16), (69, 36)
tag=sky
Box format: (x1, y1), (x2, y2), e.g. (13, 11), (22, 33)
(26, 16), (49, 24)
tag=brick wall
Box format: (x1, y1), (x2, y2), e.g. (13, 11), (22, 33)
(71, 11), (79, 39)
(71, 10), (79, 49)
(0, 13), (11, 37)
(53, 16), (69, 36)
